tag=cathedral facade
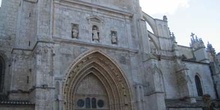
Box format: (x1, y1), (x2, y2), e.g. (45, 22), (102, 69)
(0, 0), (219, 110)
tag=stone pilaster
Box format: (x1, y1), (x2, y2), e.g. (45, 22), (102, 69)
(33, 43), (55, 110)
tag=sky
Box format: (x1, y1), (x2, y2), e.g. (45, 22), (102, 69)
(0, 0), (219, 52)
(139, 0), (220, 53)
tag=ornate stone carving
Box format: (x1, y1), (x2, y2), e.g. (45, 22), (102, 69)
(87, 16), (103, 24)
(34, 44), (53, 55)
(13, 50), (32, 61)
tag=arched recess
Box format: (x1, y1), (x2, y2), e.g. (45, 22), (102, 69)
(153, 65), (165, 92)
(195, 75), (203, 96)
(63, 51), (132, 110)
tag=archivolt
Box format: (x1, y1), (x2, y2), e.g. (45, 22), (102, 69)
(63, 50), (132, 110)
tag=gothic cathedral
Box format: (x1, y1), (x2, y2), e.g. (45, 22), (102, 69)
(0, 0), (219, 110)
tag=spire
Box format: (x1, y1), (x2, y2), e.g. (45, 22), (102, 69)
(190, 33), (205, 49)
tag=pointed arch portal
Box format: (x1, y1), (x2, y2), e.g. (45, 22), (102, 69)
(63, 51), (132, 110)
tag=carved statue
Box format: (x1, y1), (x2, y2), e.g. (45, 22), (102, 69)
(72, 25), (79, 38)
(92, 26), (99, 41)
(111, 31), (117, 44)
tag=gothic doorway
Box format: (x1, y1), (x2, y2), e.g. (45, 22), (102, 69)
(75, 73), (109, 110)
(63, 51), (132, 110)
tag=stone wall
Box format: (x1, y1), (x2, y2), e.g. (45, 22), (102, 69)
(15, 1), (37, 49)
(0, 0), (20, 38)
(53, 1), (134, 49)
(0, 0), (20, 95)
(178, 45), (194, 59)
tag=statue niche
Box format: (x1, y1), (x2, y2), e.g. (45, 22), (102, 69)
(92, 25), (99, 41)
(87, 16), (103, 42)
(72, 24), (79, 38)
(111, 31), (117, 44)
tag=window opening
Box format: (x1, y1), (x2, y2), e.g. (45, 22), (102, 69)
(195, 75), (203, 96)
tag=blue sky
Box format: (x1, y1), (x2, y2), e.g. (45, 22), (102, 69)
(140, 0), (220, 53)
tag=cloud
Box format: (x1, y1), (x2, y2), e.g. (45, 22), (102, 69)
(140, 0), (190, 15)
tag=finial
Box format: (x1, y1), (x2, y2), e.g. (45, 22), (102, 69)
(207, 42), (212, 48)
(191, 33), (195, 38)
(191, 33), (195, 43)
(163, 15), (167, 21)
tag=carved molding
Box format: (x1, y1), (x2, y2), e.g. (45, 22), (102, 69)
(87, 16), (104, 24)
